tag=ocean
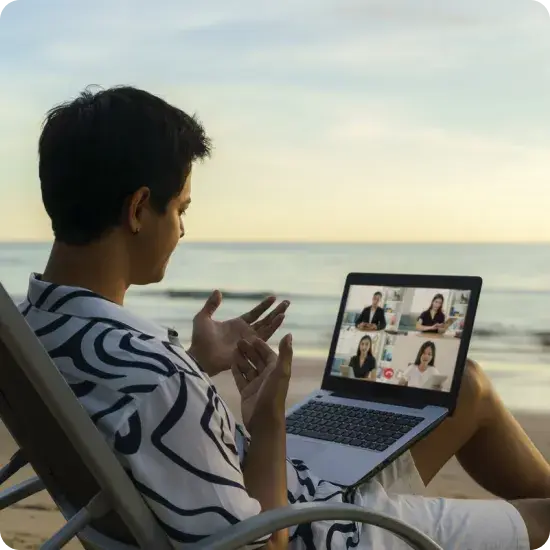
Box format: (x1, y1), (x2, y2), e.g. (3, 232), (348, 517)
(1, 242), (549, 411)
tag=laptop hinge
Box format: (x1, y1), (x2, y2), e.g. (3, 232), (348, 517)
(329, 391), (425, 410)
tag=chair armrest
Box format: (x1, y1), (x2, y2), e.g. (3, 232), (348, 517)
(190, 502), (443, 550)
(0, 476), (45, 511)
(0, 449), (28, 484)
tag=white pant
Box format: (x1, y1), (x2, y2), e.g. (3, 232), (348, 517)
(356, 452), (530, 550)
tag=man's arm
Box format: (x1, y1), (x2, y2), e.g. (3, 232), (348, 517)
(117, 366), (272, 549)
(355, 309), (366, 327)
(243, 414), (288, 550)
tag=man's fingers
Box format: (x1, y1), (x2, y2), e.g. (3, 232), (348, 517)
(255, 313), (285, 340)
(277, 334), (293, 378)
(254, 300), (290, 327)
(231, 362), (248, 392)
(240, 296), (277, 324)
(199, 290), (222, 318)
(237, 339), (265, 372)
(233, 347), (260, 379)
(247, 337), (277, 365)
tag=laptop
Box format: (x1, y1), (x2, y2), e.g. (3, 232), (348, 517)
(285, 272), (482, 488)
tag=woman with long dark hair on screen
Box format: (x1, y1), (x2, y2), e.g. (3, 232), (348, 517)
(399, 341), (441, 389)
(416, 293), (448, 334)
(349, 335), (377, 380)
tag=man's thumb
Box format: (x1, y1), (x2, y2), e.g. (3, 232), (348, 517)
(278, 334), (293, 373)
(200, 290), (222, 317)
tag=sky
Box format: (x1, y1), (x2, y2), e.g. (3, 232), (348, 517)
(0, 0), (550, 243)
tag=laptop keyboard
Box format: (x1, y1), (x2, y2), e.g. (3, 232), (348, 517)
(286, 401), (423, 452)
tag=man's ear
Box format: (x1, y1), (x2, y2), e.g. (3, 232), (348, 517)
(127, 187), (151, 233)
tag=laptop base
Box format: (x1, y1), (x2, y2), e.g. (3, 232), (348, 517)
(286, 391), (447, 487)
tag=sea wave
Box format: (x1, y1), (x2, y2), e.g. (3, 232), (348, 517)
(135, 285), (550, 303)
(136, 289), (333, 301)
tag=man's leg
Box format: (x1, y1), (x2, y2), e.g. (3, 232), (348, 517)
(410, 359), (550, 499)
(511, 500), (550, 550)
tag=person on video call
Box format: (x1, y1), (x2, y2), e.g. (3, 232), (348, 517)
(347, 335), (377, 380)
(416, 293), (448, 334)
(355, 291), (387, 331)
(399, 341), (442, 390)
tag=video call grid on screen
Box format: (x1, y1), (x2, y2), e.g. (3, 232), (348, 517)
(331, 285), (471, 393)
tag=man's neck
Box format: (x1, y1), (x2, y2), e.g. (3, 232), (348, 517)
(41, 240), (129, 305)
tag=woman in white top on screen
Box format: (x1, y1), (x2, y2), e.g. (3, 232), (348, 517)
(399, 341), (441, 389)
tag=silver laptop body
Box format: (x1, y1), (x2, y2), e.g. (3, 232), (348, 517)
(286, 272), (482, 488)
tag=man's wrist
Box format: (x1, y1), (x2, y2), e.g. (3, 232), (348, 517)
(186, 345), (215, 376)
(247, 407), (286, 435)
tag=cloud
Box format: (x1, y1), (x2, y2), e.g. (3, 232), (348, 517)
(331, 0), (483, 26)
(1, 0), (550, 242)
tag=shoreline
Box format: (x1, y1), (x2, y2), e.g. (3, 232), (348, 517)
(0, 357), (548, 549)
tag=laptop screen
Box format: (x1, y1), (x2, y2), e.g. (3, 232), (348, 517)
(330, 285), (471, 393)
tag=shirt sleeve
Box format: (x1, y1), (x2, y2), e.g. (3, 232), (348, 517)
(417, 311), (428, 324)
(403, 365), (414, 381)
(113, 371), (270, 549)
(368, 356), (377, 373)
(377, 308), (387, 330)
(355, 309), (366, 326)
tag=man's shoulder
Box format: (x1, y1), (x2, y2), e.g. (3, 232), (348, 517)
(68, 321), (199, 381)
(21, 305), (201, 387)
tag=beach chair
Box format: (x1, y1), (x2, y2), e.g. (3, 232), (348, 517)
(0, 283), (442, 550)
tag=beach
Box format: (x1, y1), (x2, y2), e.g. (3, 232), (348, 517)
(0, 357), (548, 549)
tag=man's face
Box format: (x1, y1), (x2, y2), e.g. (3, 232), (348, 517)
(372, 293), (380, 307)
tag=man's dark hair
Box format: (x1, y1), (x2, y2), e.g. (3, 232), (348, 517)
(373, 291), (383, 298)
(39, 85), (211, 245)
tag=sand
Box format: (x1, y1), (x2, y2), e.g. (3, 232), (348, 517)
(0, 357), (548, 549)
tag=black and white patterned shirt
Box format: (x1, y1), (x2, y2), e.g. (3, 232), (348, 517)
(19, 274), (430, 550)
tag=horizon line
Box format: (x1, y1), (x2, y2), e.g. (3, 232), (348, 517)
(1, 239), (550, 246)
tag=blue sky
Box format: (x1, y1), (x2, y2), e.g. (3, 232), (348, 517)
(1, 0), (549, 242)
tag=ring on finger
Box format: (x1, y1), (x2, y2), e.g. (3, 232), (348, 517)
(240, 368), (254, 381)
(245, 357), (258, 373)
(239, 361), (257, 381)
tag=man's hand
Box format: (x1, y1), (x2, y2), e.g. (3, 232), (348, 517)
(231, 335), (293, 430)
(188, 291), (290, 377)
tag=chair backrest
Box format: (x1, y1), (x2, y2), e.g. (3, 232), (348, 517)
(0, 283), (172, 550)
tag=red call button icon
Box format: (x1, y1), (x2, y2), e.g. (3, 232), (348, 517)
(383, 368), (394, 380)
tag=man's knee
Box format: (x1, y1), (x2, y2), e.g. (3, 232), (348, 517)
(457, 358), (491, 413)
(460, 359), (491, 402)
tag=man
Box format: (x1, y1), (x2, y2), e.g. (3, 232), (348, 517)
(19, 86), (550, 550)
(355, 291), (387, 331)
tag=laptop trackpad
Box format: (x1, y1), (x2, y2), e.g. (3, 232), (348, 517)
(286, 436), (331, 469)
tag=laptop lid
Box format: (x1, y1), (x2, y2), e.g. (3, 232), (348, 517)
(321, 273), (482, 415)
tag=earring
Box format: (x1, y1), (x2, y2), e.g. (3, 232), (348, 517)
(133, 227), (140, 235)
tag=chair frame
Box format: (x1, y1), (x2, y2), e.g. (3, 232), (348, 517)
(0, 283), (442, 550)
